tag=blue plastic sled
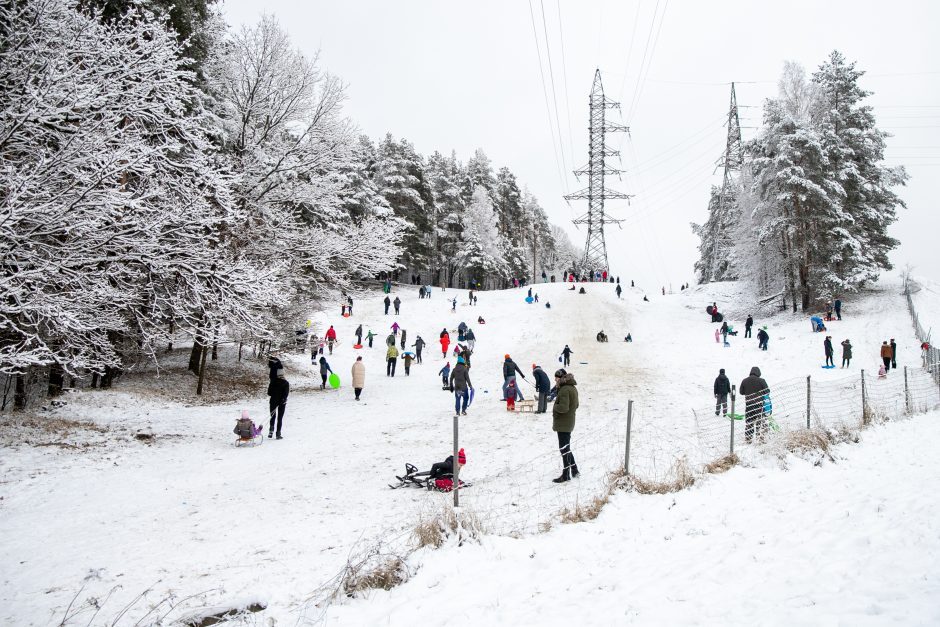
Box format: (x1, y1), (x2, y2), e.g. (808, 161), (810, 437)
(467, 388), (475, 407)
(525, 296), (534, 304)
(821, 365), (836, 369)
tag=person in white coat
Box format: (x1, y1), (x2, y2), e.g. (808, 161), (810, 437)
(351, 356), (365, 400)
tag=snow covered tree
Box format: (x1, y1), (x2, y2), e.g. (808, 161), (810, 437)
(426, 150), (467, 285)
(692, 185), (740, 284)
(336, 135), (393, 223)
(456, 187), (506, 287)
(811, 50), (907, 295)
(461, 149), (496, 204)
(0, 0), (274, 394)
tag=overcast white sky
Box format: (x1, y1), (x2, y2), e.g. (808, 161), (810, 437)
(223, 0), (939, 288)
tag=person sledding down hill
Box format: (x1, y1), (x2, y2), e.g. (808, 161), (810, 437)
(596, 330), (608, 343)
(389, 448), (469, 491)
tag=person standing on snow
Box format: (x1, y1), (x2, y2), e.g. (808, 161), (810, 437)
(393, 296), (401, 315)
(354, 324), (363, 346)
(615, 284), (622, 299)
(451, 297), (457, 312)
(401, 351), (415, 376)
(267, 368), (290, 440)
(834, 298), (842, 320)
(720, 321), (730, 347)
(880, 341), (892, 372)
(386, 344), (399, 377)
(465, 328), (476, 351)
(502, 354), (526, 401)
(325, 325), (338, 354)
(400, 328), (407, 350)
(384, 295), (391, 315)
(824, 336), (834, 367)
(391, 321), (400, 335)
(551, 368), (579, 483)
(714, 368), (731, 416)
(366, 329), (376, 348)
(351, 356), (365, 401)
(533, 364), (551, 414)
(745, 315), (754, 339)
(890, 338), (897, 369)
(561, 344), (573, 367)
(439, 361), (451, 387)
(449, 356), (473, 416)
(841, 339), (853, 368)
(412, 336), (426, 364)
(757, 327), (769, 351)
(440, 328), (451, 358)
(318, 355), (333, 390)
(739, 366), (769, 443)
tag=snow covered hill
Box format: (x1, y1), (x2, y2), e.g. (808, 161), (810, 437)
(0, 276), (937, 624)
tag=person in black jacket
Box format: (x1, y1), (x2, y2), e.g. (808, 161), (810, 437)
(739, 367), (769, 443)
(384, 295), (391, 315)
(561, 344), (573, 367)
(268, 369), (290, 439)
(714, 368), (731, 416)
(501, 354), (526, 401)
(532, 364), (551, 413)
(745, 315), (753, 338)
(824, 336), (834, 367)
(890, 338), (897, 369)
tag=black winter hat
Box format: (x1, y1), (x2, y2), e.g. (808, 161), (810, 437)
(719, 368), (725, 374)
(554, 368), (567, 378)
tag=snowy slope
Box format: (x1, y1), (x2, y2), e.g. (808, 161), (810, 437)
(0, 276), (935, 624)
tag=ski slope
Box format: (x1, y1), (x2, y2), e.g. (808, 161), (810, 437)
(0, 276), (935, 624)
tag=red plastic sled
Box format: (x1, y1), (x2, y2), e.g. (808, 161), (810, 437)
(353, 343), (363, 349)
(342, 313), (351, 318)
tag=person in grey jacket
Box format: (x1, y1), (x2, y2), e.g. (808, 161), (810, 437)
(449, 357), (473, 416)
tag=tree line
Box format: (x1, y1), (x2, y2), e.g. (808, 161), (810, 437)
(0, 0), (578, 407)
(693, 51), (907, 311)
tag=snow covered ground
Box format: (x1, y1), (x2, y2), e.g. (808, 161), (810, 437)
(1, 275), (937, 624)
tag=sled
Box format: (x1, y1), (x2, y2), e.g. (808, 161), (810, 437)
(514, 399), (536, 413)
(706, 305), (714, 315)
(328, 373), (341, 389)
(821, 365), (835, 369)
(353, 343), (363, 349)
(525, 296), (534, 304)
(342, 313), (351, 318)
(467, 387), (475, 407)
(728, 413), (745, 421)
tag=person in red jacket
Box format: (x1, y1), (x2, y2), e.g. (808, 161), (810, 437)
(440, 328), (450, 358)
(325, 325), (337, 354)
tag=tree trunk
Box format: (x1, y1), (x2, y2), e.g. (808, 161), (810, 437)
(48, 362), (65, 397)
(91, 372), (99, 389)
(196, 344), (209, 395)
(211, 341), (218, 361)
(101, 365), (117, 389)
(166, 320), (175, 353)
(13, 370), (28, 410)
(238, 342), (243, 362)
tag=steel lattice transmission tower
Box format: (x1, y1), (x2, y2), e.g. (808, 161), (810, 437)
(707, 82), (745, 282)
(565, 69), (631, 274)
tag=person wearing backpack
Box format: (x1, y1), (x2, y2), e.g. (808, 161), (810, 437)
(267, 369), (290, 439)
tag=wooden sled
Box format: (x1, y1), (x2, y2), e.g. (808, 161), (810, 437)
(513, 400), (536, 413)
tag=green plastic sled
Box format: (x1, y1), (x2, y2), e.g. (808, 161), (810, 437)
(328, 372), (340, 389)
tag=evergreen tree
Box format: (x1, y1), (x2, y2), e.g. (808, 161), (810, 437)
(692, 185), (739, 284)
(376, 134), (435, 270)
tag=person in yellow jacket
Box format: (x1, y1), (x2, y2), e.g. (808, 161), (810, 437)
(386, 345), (399, 377)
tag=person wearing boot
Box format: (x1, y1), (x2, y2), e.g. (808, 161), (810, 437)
(267, 368), (289, 440)
(551, 368), (579, 483)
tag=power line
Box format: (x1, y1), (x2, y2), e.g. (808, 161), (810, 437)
(615, 0), (643, 106)
(626, 0), (669, 123)
(539, 0), (570, 185)
(527, 0), (568, 194)
(556, 0), (576, 167)
(623, 0), (661, 123)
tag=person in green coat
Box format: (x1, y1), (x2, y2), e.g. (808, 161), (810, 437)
(551, 368), (580, 483)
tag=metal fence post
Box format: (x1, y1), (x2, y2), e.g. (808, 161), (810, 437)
(453, 414), (459, 508)
(861, 369), (867, 425)
(904, 366), (910, 414)
(806, 375), (812, 429)
(624, 400), (633, 475)
(729, 385), (736, 455)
